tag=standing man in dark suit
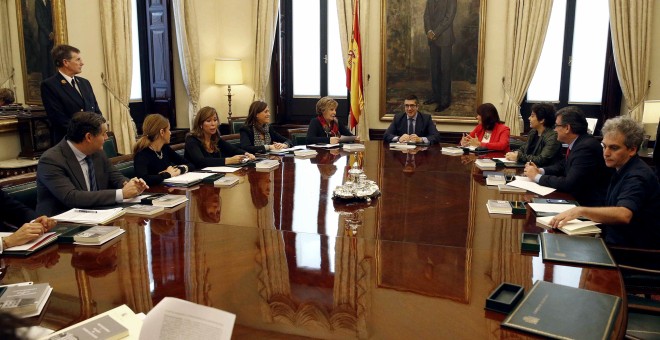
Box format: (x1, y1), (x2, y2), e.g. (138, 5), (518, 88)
(424, 0), (456, 112)
(36, 112), (148, 216)
(41, 44), (102, 143)
(524, 106), (612, 206)
(384, 94), (441, 144)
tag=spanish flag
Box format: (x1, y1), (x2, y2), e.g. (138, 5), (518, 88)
(347, 0), (363, 130)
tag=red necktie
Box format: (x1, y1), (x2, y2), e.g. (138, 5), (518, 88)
(565, 147), (570, 160)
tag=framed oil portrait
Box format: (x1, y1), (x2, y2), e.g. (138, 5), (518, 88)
(16, 0), (68, 105)
(380, 0), (486, 123)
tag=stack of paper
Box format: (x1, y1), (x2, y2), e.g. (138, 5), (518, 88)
(486, 174), (506, 186)
(475, 159), (496, 170)
(214, 176), (239, 188)
(151, 194), (188, 208)
(294, 149), (317, 158)
(486, 200), (512, 214)
(343, 143), (365, 151)
(497, 184), (527, 193)
(441, 147), (464, 155)
(73, 225), (125, 245)
(0, 282), (52, 318)
(42, 298), (237, 340)
(163, 172), (216, 187)
(52, 208), (125, 225)
(255, 159), (280, 171)
(125, 204), (165, 216)
(389, 143), (416, 150)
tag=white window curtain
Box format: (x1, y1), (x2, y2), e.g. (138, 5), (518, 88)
(252, 0), (280, 101)
(172, 0), (200, 124)
(609, 0), (653, 122)
(0, 0), (14, 88)
(336, 0), (369, 140)
(501, 0), (553, 136)
(99, 0), (137, 155)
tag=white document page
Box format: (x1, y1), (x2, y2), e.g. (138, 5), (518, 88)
(506, 179), (556, 196)
(51, 208), (124, 224)
(527, 203), (577, 213)
(202, 166), (242, 173)
(163, 172), (215, 184)
(39, 304), (143, 340)
(140, 297), (235, 340)
(0, 232), (56, 251)
(311, 143), (340, 148)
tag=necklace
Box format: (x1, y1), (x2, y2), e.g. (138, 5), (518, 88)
(149, 146), (163, 159)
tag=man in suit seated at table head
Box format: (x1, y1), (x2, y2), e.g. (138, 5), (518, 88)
(384, 94), (441, 144)
(524, 106), (612, 206)
(41, 44), (102, 143)
(36, 111), (148, 216)
(548, 116), (660, 249)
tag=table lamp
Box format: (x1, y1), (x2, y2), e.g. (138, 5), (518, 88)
(214, 58), (244, 119)
(642, 100), (660, 141)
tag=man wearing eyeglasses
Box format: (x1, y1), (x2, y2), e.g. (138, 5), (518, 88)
(546, 116), (659, 248)
(383, 94), (441, 144)
(524, 106), (612, 206)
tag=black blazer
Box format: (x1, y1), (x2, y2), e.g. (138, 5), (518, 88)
(239, 125), (291, 154)
(36, 139), (128, 216)
(306, 118), (353, 144)
(41, 73), (102, 142)
(539, 134), (613, 206)
(0, 190), (38, 230)
(383, 112), (441, 144)
(184, 135), (247, 168)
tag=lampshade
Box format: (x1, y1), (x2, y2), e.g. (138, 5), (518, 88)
(642, 100), (660, 141)
(214, 58), (243, 85)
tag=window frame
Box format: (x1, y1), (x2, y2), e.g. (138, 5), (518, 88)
(521, 0), (621, 135)
(275, 0), (349, 125)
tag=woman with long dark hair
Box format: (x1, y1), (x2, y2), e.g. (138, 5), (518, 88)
(239, 101), (291, 153)
(184, 106), (254, 168)
(460, 103), (510, 152)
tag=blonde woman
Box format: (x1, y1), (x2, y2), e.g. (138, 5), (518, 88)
(184, 106), (255, 168)
(306, 97), (356, 144)
(133, 114), (194, 186)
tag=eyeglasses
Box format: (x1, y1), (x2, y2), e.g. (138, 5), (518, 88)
(554, 123), (567, 129)
(404, 104), (418, 108)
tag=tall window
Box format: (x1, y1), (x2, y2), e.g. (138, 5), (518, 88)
(523, 0), (619, 131)
(278, 0), (348, 124)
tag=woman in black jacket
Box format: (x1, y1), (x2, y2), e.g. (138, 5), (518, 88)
(239, 101), (291, 154)
(184, 106), (254, 168)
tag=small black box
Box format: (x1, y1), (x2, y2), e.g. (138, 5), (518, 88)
(485, 283), (524, 314)
(521, 233), (540, 252)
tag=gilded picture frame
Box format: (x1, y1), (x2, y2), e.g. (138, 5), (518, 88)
(380, 0), (486, 123)
(16, 0), (68, 105)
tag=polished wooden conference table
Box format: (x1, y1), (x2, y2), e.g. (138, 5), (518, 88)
(1, 141), (625, 339)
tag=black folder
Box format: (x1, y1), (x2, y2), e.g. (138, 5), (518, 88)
(502, 280), (620, 340)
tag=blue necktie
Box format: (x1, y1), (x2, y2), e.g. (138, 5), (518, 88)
(408, 119), (413, 134)
(84, 156), (97, 191)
